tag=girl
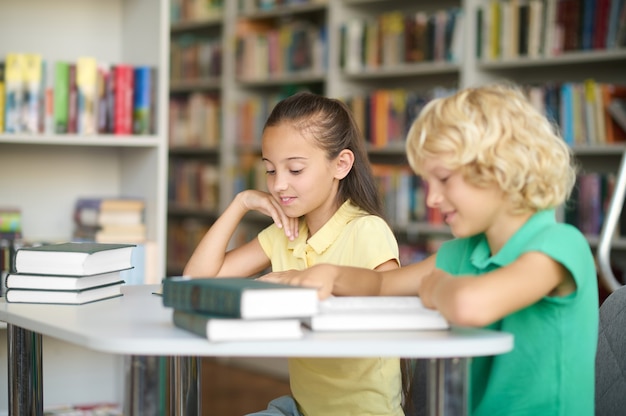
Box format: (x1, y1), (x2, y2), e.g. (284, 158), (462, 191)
(261, 84), (599, 415)
(184, 91), (405, 416)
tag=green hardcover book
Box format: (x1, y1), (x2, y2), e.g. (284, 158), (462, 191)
(14, 242), (136, 276)
(162, 277), (319, 319)
(54, 61), (69, 133)
(172, 309), (304, 342)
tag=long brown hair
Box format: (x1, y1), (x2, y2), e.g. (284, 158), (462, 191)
(264, 91), (384, 218)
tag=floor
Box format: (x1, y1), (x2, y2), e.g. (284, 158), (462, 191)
(201, 358), (291, 416)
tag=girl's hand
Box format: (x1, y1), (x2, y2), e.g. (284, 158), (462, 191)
(259, 265), (336, 299)
(418, 268), (452, 309)
(237, 190), (299, 240)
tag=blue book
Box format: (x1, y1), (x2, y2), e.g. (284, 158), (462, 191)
(132, 66), (152, 135)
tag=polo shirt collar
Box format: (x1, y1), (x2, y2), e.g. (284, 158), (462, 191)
(288, 200), (365, 256)
(470, 209), (556, 269)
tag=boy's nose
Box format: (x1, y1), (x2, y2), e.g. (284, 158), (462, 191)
(426, 188), (442, 208)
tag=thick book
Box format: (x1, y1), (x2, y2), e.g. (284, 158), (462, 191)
(304, 296), (449, 332)
(14, 242), (135, 276)
(172, 309), (304, 342)
(162, 277), (319, 319)
(5, 268), (129, 290)
(5, 281), (124, 305)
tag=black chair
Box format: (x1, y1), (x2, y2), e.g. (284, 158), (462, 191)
(595, 285), (626, 416)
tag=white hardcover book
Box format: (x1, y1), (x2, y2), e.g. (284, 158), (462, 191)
(305, 296), (449, 332)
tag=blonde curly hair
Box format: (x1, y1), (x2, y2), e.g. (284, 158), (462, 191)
(406, 84), (577, 215)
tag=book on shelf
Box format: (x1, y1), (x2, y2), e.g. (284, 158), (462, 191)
(73, 197), (146, 242)
(5, 281), (124, 305)
(23, 53), (42, 134)
(132, 66), (152, 135)
(0, 207), (22, 240)
(5, 268), (128, 291)
(608, 98), (626, 134)
(162, 277), (319, 319)
(54, 61), (70, 133)
(0, 61), (4, 132)
(14, 242), (135, 276)
(304, 296), (449, 332)
(172, 309), (304, 342)
(113, 64), (134, 135)
(4, 52), (24, 133)
(68, 63), (78, 133)
(76, 56), (98, 135)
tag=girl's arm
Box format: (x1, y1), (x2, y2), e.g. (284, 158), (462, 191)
(260, 254), (437, 299)
(183, 190), (299, 277)
(419, 251), (575, 327)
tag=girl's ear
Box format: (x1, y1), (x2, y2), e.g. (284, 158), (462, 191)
(334, 149), (355, 180)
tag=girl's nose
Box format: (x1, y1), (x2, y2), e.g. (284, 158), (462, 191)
(272, 172), (288, 192)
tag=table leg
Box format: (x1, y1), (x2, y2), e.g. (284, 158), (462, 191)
(124, 356), (167, 415)
(169, 356), (202, 416)
(7, 324), (43, 416)
(427, 357), (469, 416)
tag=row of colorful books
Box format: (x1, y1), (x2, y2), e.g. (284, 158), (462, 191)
(235, 19), (327, 80)
(170, 0), (223, 24)
(4, 242), (134, 305)
(478, 0), (626, 60)
(170, 35), (222, 82)
(169, 92), (221, 148)
(168, 160), (220, 211)
(161, 276), (449, 342)
(0, 53), (156, 135)
(340, 7), (464, 71)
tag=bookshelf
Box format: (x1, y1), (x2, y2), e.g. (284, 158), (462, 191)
(167, 0), (626, 278)
(167, 1), (225, 274)
(0, 0), (170, 409)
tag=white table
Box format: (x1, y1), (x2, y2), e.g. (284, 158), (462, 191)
(0, 285), (513, 415)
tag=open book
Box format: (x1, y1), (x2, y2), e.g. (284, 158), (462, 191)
(304, 296), (449, 331)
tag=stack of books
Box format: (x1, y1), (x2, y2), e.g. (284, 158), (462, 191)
(73, 197), (146, 244)
(161, 277), (320, 342)
(5, 242), (135, 304)
(161, 277), (450, 342)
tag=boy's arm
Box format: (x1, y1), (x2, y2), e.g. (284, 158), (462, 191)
(419, 251), (573, 327)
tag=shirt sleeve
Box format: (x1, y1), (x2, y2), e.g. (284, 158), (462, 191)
(344, 215), (400, 269)
(521, 223), (597, 298)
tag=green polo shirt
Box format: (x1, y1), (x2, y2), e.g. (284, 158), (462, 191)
(258, 200), (403, 416)
(436, 209), (598, 416)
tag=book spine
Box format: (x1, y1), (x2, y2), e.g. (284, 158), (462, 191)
(172, 309), (208, 338)
(4, 53), (24, 133)
(23, 53), (42, 133)
(54, 61), (69, 133)
(132, 66), (151, 135)
(114, 64), (134, 135)
(67, 63), (78, 134)
(162, 279), (244, 317)
(0, 61), (5, 132)
(76, 56), (98, 135)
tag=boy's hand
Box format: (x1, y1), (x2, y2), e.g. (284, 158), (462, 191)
(418, 268), (452, 309)
(259, 265), (335, 299)
(237, 190), (299, 240)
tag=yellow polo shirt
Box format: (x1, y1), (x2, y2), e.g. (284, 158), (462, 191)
(258, 200), (403, 416)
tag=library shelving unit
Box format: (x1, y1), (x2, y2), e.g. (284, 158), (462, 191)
(168, 3), (224, 274)
(168, 0), (626, 285)
(0, 0), (170, 409)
